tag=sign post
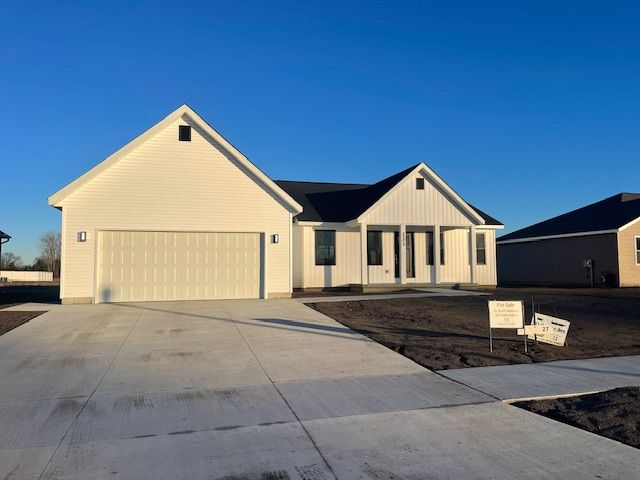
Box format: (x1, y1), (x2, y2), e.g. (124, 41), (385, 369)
(488, 300), (525, 352)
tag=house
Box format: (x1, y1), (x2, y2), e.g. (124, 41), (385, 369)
(49, 105), (503, 304)
(497, 193), (640, 287)
(276, 169), (502, 291)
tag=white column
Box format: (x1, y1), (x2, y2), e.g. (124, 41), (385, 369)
(470, 225), (477, 284)
(360, 223), (368, 286)
(433, 225), (441, 284)
(399, 224), (407, 284)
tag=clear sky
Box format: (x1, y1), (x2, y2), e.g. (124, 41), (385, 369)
(1, 1), (638, 263)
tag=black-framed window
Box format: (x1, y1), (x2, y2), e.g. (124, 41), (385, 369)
(476, 232), (486, 265)
(367, 231), (383, 265)
(315, 230), (336, 265)
(440, 232), (445, 265)
(416, 178), (425, 190)
(179, 125), (192, 141)
(426, 231), (434, 265)
(636, 237), (640, 264)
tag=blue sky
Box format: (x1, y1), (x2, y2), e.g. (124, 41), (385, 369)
(1, 1), (638, 263)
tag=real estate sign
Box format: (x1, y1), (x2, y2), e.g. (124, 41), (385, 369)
(488, 300), (524, 329)
(529, 313), (570, 346)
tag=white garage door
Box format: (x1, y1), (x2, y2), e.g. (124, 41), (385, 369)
(97, 231), (262, 302)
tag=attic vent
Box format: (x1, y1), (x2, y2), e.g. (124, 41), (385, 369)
(416, 178), (425, 190)
(179, 125), (191, 142)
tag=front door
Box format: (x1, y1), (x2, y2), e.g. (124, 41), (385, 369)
(406, 232), (415, 278)
(394, 231), (415, 279)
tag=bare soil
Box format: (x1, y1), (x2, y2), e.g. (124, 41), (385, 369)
(0, 310), (46, 336)
(311, 287), (640, 370)
(515, 387), (640, 449)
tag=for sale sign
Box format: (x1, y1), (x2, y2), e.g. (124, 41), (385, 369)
(530, 313), (570, 346)
(488, 300), (524, 329)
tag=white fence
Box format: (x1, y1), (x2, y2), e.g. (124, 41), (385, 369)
(0, 270), (54, 282)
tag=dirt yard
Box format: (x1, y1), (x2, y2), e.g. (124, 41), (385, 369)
(0, 310), (45, 336)
(515, 387), (640, 449)
(311, 287), (640, 370)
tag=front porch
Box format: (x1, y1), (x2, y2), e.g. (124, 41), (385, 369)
(356, 223), (483, 287)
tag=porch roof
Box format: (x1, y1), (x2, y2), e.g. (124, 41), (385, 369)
(276, 164), (502, 225)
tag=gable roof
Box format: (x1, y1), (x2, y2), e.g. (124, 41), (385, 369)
(498, 193), (640, 243)
(48, 104), (303, 214)
(276, 163), (502, 225)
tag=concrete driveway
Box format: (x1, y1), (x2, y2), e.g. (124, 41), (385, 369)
(1, 300), (638, 479)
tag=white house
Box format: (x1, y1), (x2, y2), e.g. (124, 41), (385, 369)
(49, 105), (502, 304)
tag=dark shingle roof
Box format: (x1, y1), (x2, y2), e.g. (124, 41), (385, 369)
(276, 164), (502, 225)
(498, 193), (640, 242)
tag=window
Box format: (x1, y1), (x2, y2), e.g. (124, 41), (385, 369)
(315, 230), (336, 265)
(179, 125), (191, 141)
(416, 178), (425, 190)
(367, 231), (383, 265)
(476, 232), (486, 265)
(636, 237), (640, 265)
(440, 232), (445, 265)
(426, 231), (434, 265)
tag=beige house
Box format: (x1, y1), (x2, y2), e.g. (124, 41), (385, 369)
(497, 193), (640, 287)
(50, 105), (502, 304)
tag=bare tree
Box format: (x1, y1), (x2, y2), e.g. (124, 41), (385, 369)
(0, 252), (23, 270)
(39, 231), (61, 277)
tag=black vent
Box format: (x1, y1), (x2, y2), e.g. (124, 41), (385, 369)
(416, 178), (425, 190)
(179, 125), (191, 142)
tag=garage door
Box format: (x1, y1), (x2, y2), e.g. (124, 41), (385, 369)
(97, 231), (262, 302)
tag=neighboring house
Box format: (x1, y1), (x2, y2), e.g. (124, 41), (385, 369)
(49, 105), (503, 304)
(497, 193), (640, 287)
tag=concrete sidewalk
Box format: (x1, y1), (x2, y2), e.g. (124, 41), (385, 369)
(1, 300), (638, 479)
(296, 287), (488, 304)
(440, 355), (640, 401)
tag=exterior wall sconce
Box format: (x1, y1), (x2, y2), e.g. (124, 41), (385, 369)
(77, 231), (87, 242)
(271, 234), (279, 244)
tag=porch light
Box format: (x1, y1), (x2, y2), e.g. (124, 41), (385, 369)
(271, 234), (279, 244)
(77, 231), (87, 242)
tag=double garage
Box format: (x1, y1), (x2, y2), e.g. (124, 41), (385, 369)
(97, 231), (263, 303)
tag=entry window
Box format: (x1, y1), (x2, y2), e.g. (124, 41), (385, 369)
(179, 125), (191, 141)
(426, 231), (434, 265)
(416, 178), (425, 190)
(367, 231), (383, 265)
(440, 232), (445, 265)
(315, 230), (336, 265)
(636, 237), (640, 264)
(476, 233), (486, 265)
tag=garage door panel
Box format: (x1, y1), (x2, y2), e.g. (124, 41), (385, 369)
(98, 231), (261, 302)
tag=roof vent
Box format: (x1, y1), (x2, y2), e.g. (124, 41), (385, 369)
(179, 125), (191, 142)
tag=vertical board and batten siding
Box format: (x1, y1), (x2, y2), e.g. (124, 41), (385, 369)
(618, 220), (640, 286)
(294, 224), (361, 288)
(360, 173), (476, 226)
(367, 231), (397, 284)
(60, 116), (292, 301)
(439, 228), (471, 284)
(476, 229), (497, 286)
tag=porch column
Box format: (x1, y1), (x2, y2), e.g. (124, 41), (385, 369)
(399, 224), (407, 284)
(360, 223), (368, 285)
(469, 225), (477, 284)
(433, 225), (441, 284)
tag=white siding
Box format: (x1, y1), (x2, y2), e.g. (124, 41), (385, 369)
(361, 173), (476, 226)
(59, 116), (292, 301)
(368, 231), (397, 284)
(297, 224), (361, 288)
(440, 228), (471, 283)
(0, 271), (54, 282)
(476, 229), (497, 286)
